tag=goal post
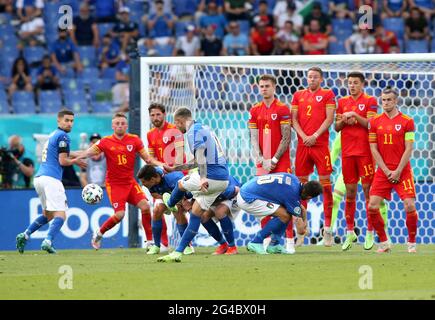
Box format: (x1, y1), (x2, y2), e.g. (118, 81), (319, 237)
(139, 53), (435, 246)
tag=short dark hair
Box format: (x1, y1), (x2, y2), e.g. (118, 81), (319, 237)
(382, 86), (399, 97)
(347, 71), (365, 83)
(113, 112), (127, 119)
(258, 74), (277, 85)
(307, 66), (323, 77)
(58, 108), (74, 118)
(148, 103), (166, 114)
(137, 165), (160, 181)
(174, 107), (192, 119)
(301, 181), (323, 200)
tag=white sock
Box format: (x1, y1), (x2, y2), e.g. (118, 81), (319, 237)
(286, 238), (295, 245)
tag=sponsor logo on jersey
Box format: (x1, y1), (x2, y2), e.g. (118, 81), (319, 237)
(358, 104), (365, 111)
(126, 145), (133, 152)
(271, 114), (277, 120)
(163, 137), (169, 144)
(316, 96), (323, 102)
(395, 124), (401, 131)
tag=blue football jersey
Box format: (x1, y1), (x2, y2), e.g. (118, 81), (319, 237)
(36, 128), (71, 180)
(149, 167), (185, 195)
(215, 175), (241, 202)
(186, 121), (229, 181)
(240, 173), (303, 217)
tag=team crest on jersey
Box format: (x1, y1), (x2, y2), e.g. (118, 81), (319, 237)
(163, 137), (169, 144)
(266, 202), (274, 209)
(126, 145), (133, 152)
(113, 203), (118, 209)
(358, 104), (365, 111)
(316, 96), (323, 102)
(294, 206), (301, 216)
(395, 124), (401, 131)
(271, 114), (277, 120)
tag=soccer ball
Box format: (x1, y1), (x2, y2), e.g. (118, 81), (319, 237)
(82, 183), (103, 205)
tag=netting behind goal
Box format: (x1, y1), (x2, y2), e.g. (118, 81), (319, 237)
(141, 56), (435, 246)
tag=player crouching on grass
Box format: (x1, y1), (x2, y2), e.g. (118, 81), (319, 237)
(237, 173), (323, 255)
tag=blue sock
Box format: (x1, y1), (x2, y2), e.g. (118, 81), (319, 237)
(270, 221), (288, 246)
(167, 183), (185, 207)
(252, 218), (287, 244)
(177, 223), (187, 237)
(176, 214), (201, 253)
(25, 215), (49, 237)
(46, 217), (64, 242)
(202, 219), (225, 245)
(152, 219), (163, 247)
(219, 216), (235, 247)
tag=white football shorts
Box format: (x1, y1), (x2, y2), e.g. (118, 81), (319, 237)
(34, 176), (68, 211)
(236, 192), (279, 218)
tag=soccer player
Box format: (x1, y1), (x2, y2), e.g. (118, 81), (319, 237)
(158, 107), (230, 262)
(248, 74), (296, 253)
(137, 165), (194, 255)
(79, 113), (163, 250)
(237, 173), (323, 255)
(16, 109), (87, 254)
(368, 87), (418, 253)
(329, 132), (389, 248)
(143, 103), (185, 250)
(335, 71), (379, 251)
(291, 66), (336, 246)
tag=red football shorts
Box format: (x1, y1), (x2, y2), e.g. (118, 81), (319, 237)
(369, 168), (416, 201)
(106, 181), (147, 212)
(295, 144), (332, 176)
(342, 155), (374, 184)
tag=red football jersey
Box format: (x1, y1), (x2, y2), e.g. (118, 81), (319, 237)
(92, 134), (144, 185)
(147, 122), (184, 166)
(368, 112), (415, 170)
(248, 98), (291, 164)
(291, 88), (336, 146)
(337, 93), (378, 157)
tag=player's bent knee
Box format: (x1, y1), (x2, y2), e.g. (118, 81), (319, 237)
(404, 199), (416, 212)
(115, 211), (125, 220)
(178, 180), (187, 191)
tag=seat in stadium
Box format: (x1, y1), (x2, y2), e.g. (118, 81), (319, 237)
(175, 21), (193, 37)
(0, 89), (10, 114)
(91, 101), (113, 113)
(64, 89), (89, 113)
(138, 44), (148, 56)
(431, 38), (435, 52)
(328, 41), (347, 54)
(12, 91), (36, 114)
(101, 67), (117, 80)
(172, 0), (198, 17)
(383, 18), (405, 40)
(61, 78), (86, 92)
(77, 46), (97, 68)
(405, 40), (429, 53)
(155, 43), (174, 57)
(23, 46), (46, 67)
(89, 79), (113, 102)
(77, 67), (99, 84)
(39, 90), (62, 113)
(97, 23), (115, 39)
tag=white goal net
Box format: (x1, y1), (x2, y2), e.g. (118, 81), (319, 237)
(140, 54), (435, 246)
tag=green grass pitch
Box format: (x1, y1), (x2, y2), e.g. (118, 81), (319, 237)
(1, 245), (434, 300)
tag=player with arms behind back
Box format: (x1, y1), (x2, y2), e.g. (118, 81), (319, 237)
(291, 66), (336, 246)
(16, 109), (87, 254)
(368, 87), (418, 253)
(80, 112), (163, 249)
(335, 71), (379, 251)
(248, 74), (296, 253)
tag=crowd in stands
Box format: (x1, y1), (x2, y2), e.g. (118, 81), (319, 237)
(0, 0), (435, 115)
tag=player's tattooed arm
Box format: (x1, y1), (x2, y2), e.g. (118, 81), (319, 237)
(249, 128), (263, 164)
(169, 162), (198, 172)
(272, 123), (291, 165)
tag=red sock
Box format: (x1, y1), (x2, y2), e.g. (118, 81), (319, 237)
(321, 179), (333, 228)
(345, 197), (356, 231)
(285, 218), (294, 238)
(366, 200), (373, 231)
(141, 210), (153, 241)
(261, 215), (272, 228)
(368, 209), (387, 242)
(406, 210), (418, 243)
(100, 215), (121, 235)
(161, 217), (169, 247)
